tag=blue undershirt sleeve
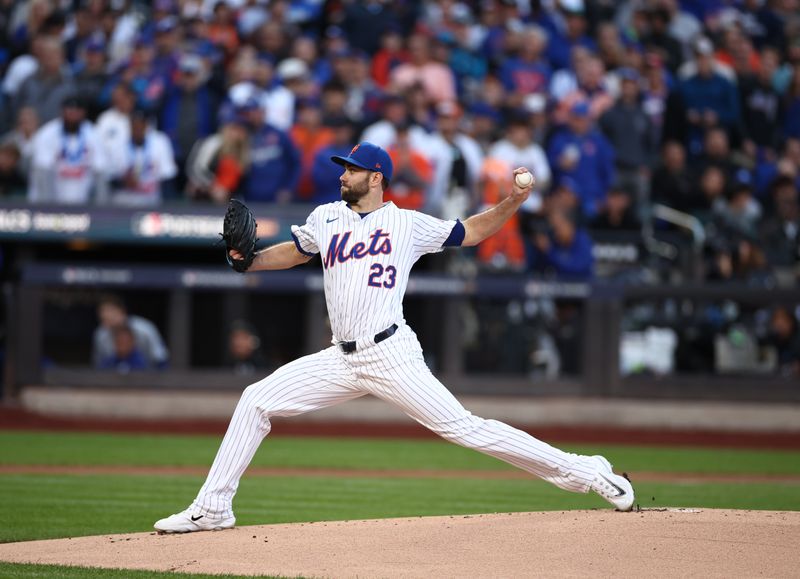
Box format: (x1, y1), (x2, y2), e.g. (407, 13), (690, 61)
(442, 219), (465, 248)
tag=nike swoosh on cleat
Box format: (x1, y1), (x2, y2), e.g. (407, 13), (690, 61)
(191, 515), (204, 521)
(326, 217), (339, 223)
(598, 473), (626, 496)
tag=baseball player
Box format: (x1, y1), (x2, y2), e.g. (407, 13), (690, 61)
(154, 142), (634, 533)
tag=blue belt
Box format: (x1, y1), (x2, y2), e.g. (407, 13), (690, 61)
(339, 324), (398, 354)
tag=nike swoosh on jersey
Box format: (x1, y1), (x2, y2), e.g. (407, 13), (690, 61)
(326, 217), (339, 223)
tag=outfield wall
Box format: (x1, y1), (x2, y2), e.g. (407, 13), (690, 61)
(18, 385), (800, 433)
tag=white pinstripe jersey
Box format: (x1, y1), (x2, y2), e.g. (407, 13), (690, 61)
(291, 201), (457, 342)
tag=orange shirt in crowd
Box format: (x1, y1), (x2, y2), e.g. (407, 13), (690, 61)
(385, 146), (433, 210)
(715, 49), (761, 74)
(207, 24), (240, 64)
(371, 48), (410, 88)
(290, 125), (334, 200)
(214, 155), (245, 193)
(476, 157), (526, 270)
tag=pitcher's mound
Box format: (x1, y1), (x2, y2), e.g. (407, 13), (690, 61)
(1, 509), (797, 578)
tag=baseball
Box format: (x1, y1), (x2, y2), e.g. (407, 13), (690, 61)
(515, 171), (534, 188)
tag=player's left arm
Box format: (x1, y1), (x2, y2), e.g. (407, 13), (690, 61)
(461, 167), (533, 247)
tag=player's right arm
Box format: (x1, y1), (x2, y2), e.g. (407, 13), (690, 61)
(229, 242), (312, 271)
(462, 167), (533, 246)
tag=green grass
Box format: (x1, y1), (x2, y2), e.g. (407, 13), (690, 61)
(0, 472), (597, 543)
(0, 562), (300, 579)
(2, 431), (800, 475)
(3, 472), (797, 544)
(1, 430), (799, 547)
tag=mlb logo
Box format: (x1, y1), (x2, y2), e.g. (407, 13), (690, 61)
(350, 144), (360, 155)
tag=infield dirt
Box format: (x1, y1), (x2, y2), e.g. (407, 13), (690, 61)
(0, 509), (797, 578)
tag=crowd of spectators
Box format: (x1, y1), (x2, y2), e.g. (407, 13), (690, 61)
(0, 0), (798, 283)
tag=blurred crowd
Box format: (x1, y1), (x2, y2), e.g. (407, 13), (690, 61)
(0, 0), (798, 283)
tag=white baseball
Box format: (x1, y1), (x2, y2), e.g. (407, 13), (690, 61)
(515, 171), (533, 188)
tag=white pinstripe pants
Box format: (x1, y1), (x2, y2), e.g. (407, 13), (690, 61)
(192, 324), (597, 517)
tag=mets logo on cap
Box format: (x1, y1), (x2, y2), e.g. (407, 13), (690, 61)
(330, 141), (394, 181)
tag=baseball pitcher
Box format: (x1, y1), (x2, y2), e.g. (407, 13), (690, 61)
(155, 142), (634, 533)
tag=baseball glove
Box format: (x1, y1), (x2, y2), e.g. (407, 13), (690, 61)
(221, 199), (258, 273)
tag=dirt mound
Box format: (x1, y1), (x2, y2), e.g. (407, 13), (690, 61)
(1, 509), (797, 578)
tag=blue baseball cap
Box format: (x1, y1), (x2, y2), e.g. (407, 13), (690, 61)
(570, 100), (590, 117)
(331, 142), (393, 181)
(156, 16), (178, 33)
(235, 96), (261, 112)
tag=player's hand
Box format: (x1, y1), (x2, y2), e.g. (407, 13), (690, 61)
(229, 249), (243, 261)
(511, 167), (534, 201)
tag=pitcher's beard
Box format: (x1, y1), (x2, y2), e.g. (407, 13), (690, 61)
(341, 180), (370, 204)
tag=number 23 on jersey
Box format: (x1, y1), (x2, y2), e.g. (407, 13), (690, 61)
(368, 264), (397, 288)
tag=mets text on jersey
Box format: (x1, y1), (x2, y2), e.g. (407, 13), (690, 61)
(323, 228), (392, 269)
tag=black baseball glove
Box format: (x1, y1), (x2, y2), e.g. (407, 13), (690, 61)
(221, 199), (258, 273)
